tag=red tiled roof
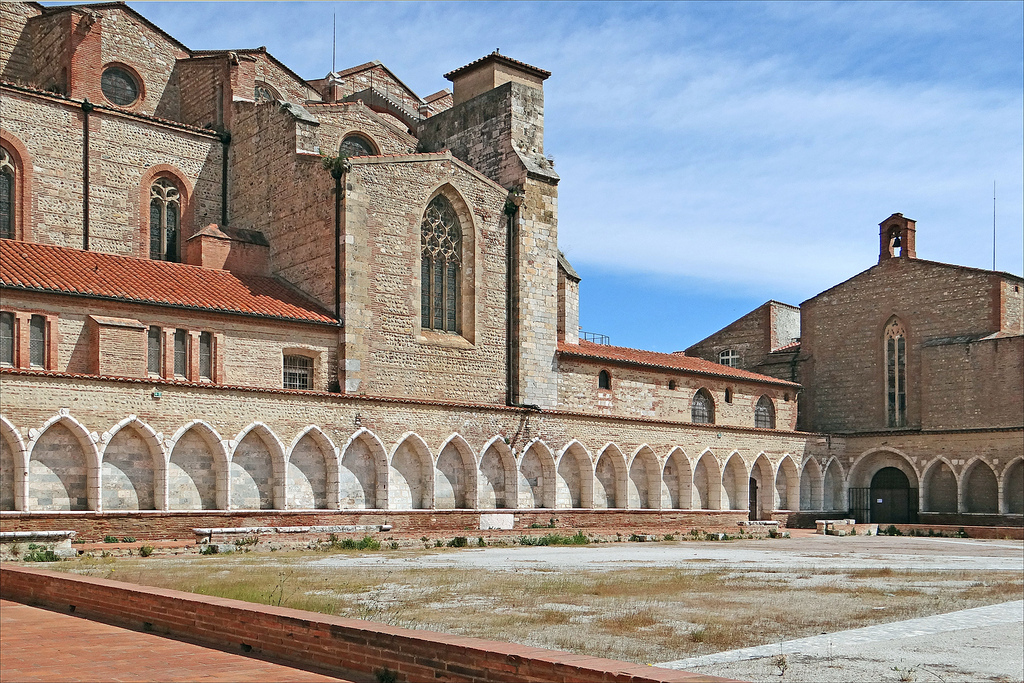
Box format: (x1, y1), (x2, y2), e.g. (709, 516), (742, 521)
(0, 240), (336, 324)
(444, 51), (551, 81)
(771, 341), (801, 353)
(558, 340), (799, 386)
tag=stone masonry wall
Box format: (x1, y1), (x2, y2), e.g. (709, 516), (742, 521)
(307, 102), (418, 157)
(0, 2), (39, 84)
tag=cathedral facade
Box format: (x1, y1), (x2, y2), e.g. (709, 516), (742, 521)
(0, 2), (1020, 535)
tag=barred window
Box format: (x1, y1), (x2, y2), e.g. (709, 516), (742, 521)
(147, 326), (161, 375)
(29, 315), (45, 368)
(173, 329), (187, 377)
(755, 395), (776, 429)
(101, 66), (139, 106)
(691, 388), (714, 424)
(885, 318), (907, 427)
(0, 312), (13, 365)
(0, 147), (14, 240)
(340, 134), (376, 158)
(719, 349), (739, 367)
(283, 354), (312, 390)
(199, 331), (212, 380)
(150, 179), (180, 262)
(420, 195), (461, 333)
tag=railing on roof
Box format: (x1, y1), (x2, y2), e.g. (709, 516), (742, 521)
(342, 87), (422, 130)
(580, 331), (610, 345)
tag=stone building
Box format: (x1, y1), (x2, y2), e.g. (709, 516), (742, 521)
(0, 2), (1020, 534)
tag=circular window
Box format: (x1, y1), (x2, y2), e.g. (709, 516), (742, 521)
(101, 66), (140, 106)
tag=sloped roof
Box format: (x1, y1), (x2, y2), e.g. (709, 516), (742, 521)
(558, 340), (799, 387)
(0, 240), (335, 324)
(444, 51), (551, 81)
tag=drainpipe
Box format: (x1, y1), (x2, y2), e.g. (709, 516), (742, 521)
(503, 190), (524, 407)
(329, 159), (350, 322)
(219, 131), (231, 225)
(81, 98), (93, 250)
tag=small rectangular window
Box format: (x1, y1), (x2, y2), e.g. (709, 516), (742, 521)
(199, 331), (212, 380)
(0, 312), (13, 365)
(29, 315), (45, 367)
(147, 326), (162, 375)
(173, 329), (187, 377)
(283, 354), (312, 390)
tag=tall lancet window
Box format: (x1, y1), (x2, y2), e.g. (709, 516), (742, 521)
(0, 147), (14, 240)
(885, 318), (907, 427)
(420, 195), (461, 333)
(150, 179), (180, 262)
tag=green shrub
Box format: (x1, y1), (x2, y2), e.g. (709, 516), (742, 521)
(477, 537), (486, 547)
(663, 534), (675, 541)
(884, 525), (902, 536)
(447, 536), (468, 548)
(138, 545), (154, 558)
(200, 544), (218, 555)
(518, 531), (588, 546)
(121, 536), (136, 543)
(390, 541), (400, 550)
(24, 549), (60, 562)
(103, 535), (119, 543)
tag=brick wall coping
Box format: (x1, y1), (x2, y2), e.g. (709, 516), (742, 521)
(0, 369), (824, 437)
(837, 425), (1023, 437)
(193, 525), (386, 536)
(0, 82), (221, 138)
(0, 531), (76, 541)
(0, 565), (733, 683)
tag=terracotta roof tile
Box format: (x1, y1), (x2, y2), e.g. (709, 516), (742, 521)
(444, 51), (551, 81)
(771, 341), (801, 353)
(0, 240), (335, 324)
(558, 340), (799, 386)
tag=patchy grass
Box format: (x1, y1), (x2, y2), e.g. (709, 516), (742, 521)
(53, 548), (1024, 666)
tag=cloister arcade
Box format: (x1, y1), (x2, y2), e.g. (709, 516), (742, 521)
(1, 413), (1021, 519)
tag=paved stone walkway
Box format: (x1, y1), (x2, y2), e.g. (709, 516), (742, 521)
(656, 599), (1024, 669)
(0, 600), (354, 682)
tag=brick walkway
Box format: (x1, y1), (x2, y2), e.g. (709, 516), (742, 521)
(0, 600), (354, 682)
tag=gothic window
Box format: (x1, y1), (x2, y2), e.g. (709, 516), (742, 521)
(173, 329), (187, 377)
(149, 179), (180, 262)
(147, 326), (161, 375)
(283, 354), (312, 390)
(719, 349), (739, 367)
(599, 370), (611, 390)
(199, 332), (212, 381)
(0, 147), (14, 239)
(420, 195), (461, 334)
(755, 395), (776, 429)
(101, 66), (140, 106)
(29, 315), (45, 368)
(0, 312), (13, 365)
(340, 134), (376, 158)
(885, 318), (907, 427)
(692, 388), (714, 424)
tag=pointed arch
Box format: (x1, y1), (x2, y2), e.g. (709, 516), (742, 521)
(0, 415), (27, 511)
(921, 457), (958, 513)
(663, 447), (693, 509)
(478, 436), (517, 509)
(799, 457), (823, 511)
(775, 455), (800, 512)
(519, 439), (556, 509)
(26, 413), (99, 511)
(594, 443), (627, 509)
(339, 428), (388, 510)
(748, 453), (773, 520)
(287, 425), (339, 510)
(722, 452), (748, 511)
(692, 449), (722, 510)
(691, 388), (715, 424)
(627, 445), (662, 509)
(167, 420), (228, 510)
(822, 457), (846, 512)
(435, 433), (477, 509)
(961, 458), (998, 514)
(883, 316), (908, 428)
(99, 416), (164, 511)
(229, 423), (287, 510)
(138, 164), (195, 262)
(419, 182), (478, 343)
(555, 440), (593, 509)
(1002, 458), (1023, 515)
(389, 432), (434, 510)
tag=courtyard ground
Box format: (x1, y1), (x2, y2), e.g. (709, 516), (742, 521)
(19, 531), (1024, 682)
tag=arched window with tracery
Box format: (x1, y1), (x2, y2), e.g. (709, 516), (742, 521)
(420, 194), (461, 333)
(885, 318), (907, 427)
(150, 178), (180, 262)
(0, 147), (14, 240)
(755, 395), (776, 429)
(692, 388), (714, 424)
(340, 134), (376, 158)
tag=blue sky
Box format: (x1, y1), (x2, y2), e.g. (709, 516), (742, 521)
(122, 1), (1024, 352)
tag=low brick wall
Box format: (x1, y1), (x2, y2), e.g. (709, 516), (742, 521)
(0, 509), (750, 542)
(0, 566), (730, 683)
(884, 524), (1024, 540)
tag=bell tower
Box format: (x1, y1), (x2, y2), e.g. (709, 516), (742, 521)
(879, 213), (917, 263)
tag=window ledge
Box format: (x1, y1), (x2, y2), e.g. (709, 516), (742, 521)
(418, 331), (474, 350)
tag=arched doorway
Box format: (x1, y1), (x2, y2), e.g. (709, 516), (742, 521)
(870, 467), (915, 524)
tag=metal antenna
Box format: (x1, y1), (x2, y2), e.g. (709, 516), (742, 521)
(332, 12), (336, 73)
(993, 180), (997, 271)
